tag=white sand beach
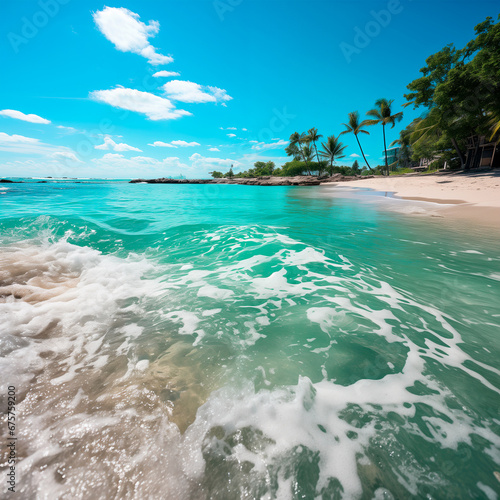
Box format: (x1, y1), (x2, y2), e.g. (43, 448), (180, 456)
(339, 171), (500, 207)
(331, 171), (500, 228)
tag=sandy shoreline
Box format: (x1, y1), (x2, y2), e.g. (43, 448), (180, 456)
(331, 170), (500, 229)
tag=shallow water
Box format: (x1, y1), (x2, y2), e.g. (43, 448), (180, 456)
(1, 180), (500, 499)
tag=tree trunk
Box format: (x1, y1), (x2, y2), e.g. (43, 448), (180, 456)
(451, 137), (465, 170)
(355, 135), (373, 173)
(383, 124), (389, 176)
(314, 143), (321, 175)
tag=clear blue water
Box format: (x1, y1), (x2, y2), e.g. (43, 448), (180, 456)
(1, 179), (499, 499)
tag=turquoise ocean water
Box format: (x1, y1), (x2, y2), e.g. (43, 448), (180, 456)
(1, 179), (499, 499)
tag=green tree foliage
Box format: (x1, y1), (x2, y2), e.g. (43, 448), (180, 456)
(320, 134), (347, 176)
(210, 171), (224, 178)
(234, 161), (276, 178)
(390, 120), (418, 169)
(224, 165), (234, 179)
(308, 127), (323, 168)
(281, 161), (308, 177)
(404, 15), (500, 168)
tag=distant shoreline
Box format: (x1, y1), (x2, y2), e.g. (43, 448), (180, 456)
(129, 174), (371, 186)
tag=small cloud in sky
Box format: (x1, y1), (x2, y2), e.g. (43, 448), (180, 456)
(226, 127), (237, 130)
(101, 153), (124, 160)
(251, 139), (287, 151)
(56, 125), (78, 134)
(163, 80), (232, 104)
(149, 141), (176, 147)
(0, 132), (38, 145)
(349, 153), (360, 158)
(189, 152), (236, 168)
(95, 135), (142, 152)
(0, 131), (78, 157)
(209, 147), (220, 152)
(153, 70), (180, 77)
(227, 133), (236, 138)
(93, 7), (173, 65)
(90, 87), (191, 121)
(0, 109), (50, 124)
(149, 140), (200, 148)
(242, 128), (247, 131)
(249, 140), (258, 143)
(49, 151), (82, 162)
(171, 140), (200, 147)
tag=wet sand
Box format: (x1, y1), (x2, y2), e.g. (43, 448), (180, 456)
(336, 171), (500, 229)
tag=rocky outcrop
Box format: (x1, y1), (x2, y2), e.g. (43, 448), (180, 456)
(129, 175), (373, 186)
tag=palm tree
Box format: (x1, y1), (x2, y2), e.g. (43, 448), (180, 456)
(320, 134), (347, 176)
(308, 127), (323, 166)
(289, 131), (312, 174)
(339, 111), (374, 173)
(285, 143), (302, 161)
(302, 145), (314, 175)
(365, 98), (404, 175)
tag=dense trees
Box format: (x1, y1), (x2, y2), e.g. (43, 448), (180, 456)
(402, 15), (500, 169)
(209, 15), (498, 179)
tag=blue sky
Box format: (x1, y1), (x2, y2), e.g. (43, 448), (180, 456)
(0, 0), (498, 178)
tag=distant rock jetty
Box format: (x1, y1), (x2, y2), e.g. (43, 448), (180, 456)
(129, 174), (372, 186)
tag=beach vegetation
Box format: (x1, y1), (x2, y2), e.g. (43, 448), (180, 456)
(403, 15), (500, 169)
(320, 134), (348, 176)
(339, 111), (374, 173)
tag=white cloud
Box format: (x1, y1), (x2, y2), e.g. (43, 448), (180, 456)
(49, 151), (82, 162)
(93, 7), (173, 65)
(101, 153), (124, 160)
(0, 132), (81, 161)
(208, 147), (220, 152)
(148, 141), (176, 148)
(249, 140), (258, 143)
(153, 70), (180, 77)
(56, 125), (78, 134)
(171, 140), (200, 147)
(0, 109), (50, 124)
(0, 132), (39, 145)
(242, 128), (248, 131)
(163, 80), (232, 104)
(90, 87), (191, 121)
(349, 153), (360, 158)
(227, 133), (236, 138)
(226, 127), (237, 130)
(149, 140), (200, 148)
(189, 153), (237, 168)
(251, 139), (287, 151)
(95, 135), (142, 152)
